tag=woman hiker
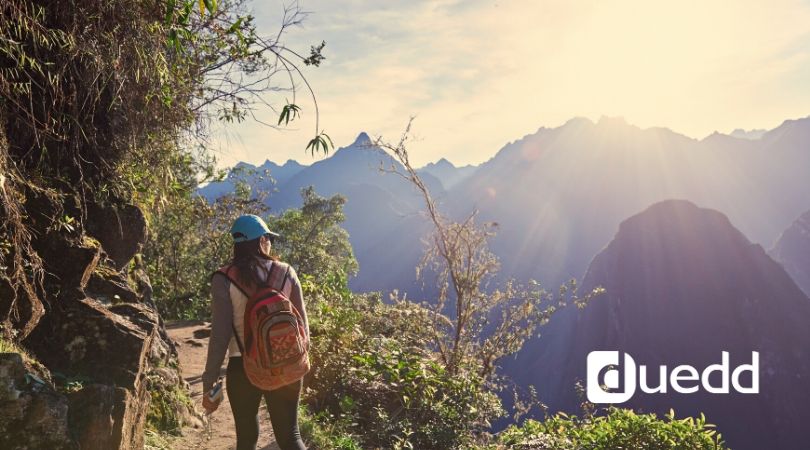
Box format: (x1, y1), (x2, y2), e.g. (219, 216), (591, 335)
(202, 214), (309, 450)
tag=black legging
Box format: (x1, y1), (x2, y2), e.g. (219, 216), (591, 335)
(226, 357), (307, 450)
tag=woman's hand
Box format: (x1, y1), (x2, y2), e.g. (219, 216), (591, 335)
(202, 393), (221, 414)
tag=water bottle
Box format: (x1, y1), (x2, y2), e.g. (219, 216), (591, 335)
(207, 378), (224, 404)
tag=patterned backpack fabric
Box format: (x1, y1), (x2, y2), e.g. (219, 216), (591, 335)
(217, 263), (310, 391)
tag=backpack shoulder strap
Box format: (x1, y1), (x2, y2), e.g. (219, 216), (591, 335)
(267, 261), (291, 294)
(281, 264), (291, 292)
(212, 264), (247, 353)
(214, 265), (251, 298)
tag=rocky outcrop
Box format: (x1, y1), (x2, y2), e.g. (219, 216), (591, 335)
(0, 198), (195, 449)
(86, 202), (147, 271)
(68, 384), (150, 450)
(0, 354), (74, 449)
(26, 296), (157, 392)
(771, 209), (810, 297)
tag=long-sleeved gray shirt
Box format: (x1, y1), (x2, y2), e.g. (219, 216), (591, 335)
(202, 261), (308, 394)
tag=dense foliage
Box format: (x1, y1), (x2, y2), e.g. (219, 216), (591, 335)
(144, 183), (268, 319)
(0, 0), (328, 334)
(300, 272), (503, 449)
(494, 407), (728, 450)
(146, 183), (356, 319)
(269, 186), (358, 283)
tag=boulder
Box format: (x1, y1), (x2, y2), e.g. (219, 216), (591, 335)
(85, 203), (147, 271)
(0, 353), (74, 449)
(26, 296), (156, 390)
(0, 352), (25, 401)
(109, 302), (171, 362)
(50, 242), (101, 290)
(30, 230), (101, 293)
(19, 290), (193, 449)
(68, 383), (148, 450)
(4, 187), (188, 448)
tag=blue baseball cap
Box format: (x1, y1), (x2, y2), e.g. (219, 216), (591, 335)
(230, 214), (280, 243)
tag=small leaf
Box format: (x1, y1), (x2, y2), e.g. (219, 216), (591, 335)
(228, 17), (243, 33)
(180, 2), (192, 25)
(204, 0), (217, 14)
(164, 0), (176, 24)
(322, 132), (334, 149)
(306, 137), (318, 155)
(278, 103), (301, 126)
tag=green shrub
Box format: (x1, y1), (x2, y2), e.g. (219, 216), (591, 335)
(347, 338), (503, 449)
(495, 407), (727, 450)
(299, 405), (362, 450)
(302, 274), (503, 449)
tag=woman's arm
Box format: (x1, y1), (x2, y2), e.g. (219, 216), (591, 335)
(202, 272), (233, 394)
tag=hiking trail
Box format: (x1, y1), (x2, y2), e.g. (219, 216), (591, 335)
(166, 321), (280, 450)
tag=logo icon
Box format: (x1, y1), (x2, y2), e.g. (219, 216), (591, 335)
(587, 351), (636, 403)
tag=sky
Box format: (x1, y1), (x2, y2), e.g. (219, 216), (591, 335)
(210, 0), (810, 168)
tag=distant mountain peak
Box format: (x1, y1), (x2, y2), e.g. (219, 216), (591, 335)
(257, 159), (307, 170)
(283, 159), (304, 167)
(422, 157), (455, 169)
(417, 157), (478, 189)
(730, 128), (767, 140)
(233, 161), (255, 169)
(352, 132), (373, 147)
(597, 115), (628, 126)
(777, 116), (810, 129)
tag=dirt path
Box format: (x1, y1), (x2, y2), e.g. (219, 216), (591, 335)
(166, 320), (280, 450)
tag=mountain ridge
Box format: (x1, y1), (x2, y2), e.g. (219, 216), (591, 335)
(197, 114), (810, 299)
(208, 115), (810, 179)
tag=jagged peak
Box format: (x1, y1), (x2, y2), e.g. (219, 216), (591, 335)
(352, 132), (373, 147)
(730, 128), (767, 140)
(233, 161), (255, 169)
(254, 158), (306, 170)
(282, 159), (304, 167)
(423, 157), (454, 169)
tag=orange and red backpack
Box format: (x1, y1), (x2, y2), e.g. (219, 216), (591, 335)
(216, 263), (310, 390)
